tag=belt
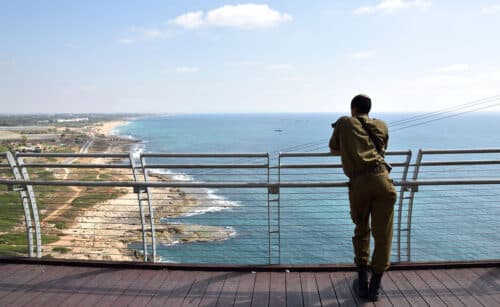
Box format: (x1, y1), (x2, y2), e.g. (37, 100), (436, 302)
(348, 164), (387, 179)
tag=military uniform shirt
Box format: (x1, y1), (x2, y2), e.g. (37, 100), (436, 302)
(329, 115), (389, 178)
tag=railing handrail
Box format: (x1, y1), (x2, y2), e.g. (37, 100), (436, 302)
(2, 148), (500, 264)
(419, 148), (500, 154)
(278, 150), (411, 157)
(2, 178), (500, 188)
(16, 152), (130, 158)
(141, 152), (269, 158)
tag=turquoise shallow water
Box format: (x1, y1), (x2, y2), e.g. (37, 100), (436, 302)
(118, 113), (500, 264)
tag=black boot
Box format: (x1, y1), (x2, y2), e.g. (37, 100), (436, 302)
(368, 272), (383, 301)
(352, 266), (369, 299)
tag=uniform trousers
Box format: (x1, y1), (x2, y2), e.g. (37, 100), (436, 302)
(348, 170), (397, 274)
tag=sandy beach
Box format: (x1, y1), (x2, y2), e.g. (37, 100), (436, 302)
(43, 120), (234, 261)
(95, 120), (129, 136)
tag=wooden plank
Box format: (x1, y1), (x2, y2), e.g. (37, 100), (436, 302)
(234, 272), (256, 307)
(401, 270), (446, 306)
(128, 270), (175, 306)
(2, 264), (499, 307)
(0, 264), (43, 300)
(216, 272), (241, 306)
(60, 268), (119, 306)
(74, 268), (130, 307)
(28, 266), (96, 307)
(286, 272), (302, 307)
(387, 271), (428, 307)
(41, 267), (109, 307)
(94, 268), (144, 306)
(488, 267), (500, 279)
(380, 270), (410, 307)
(110, 269), (164, 306)
(300, 272), (321, 307)
(181, 271), (212, 307)
(416, 270), (465, 307)
(447, 268), (499, 307)
(0, 265), (51, 303)
(13, 266), (88, 307)
(342, 272), (374, 307)
(198, 271), (228, 307)
(329, 272), (356, 307)
(0, 264), (28, 299)
(269, 272), (286, 307)
(314, 272), (339, 307)
(471, 268), (500, 303)
(0, 264), (27, 279)
(145, 270), (192, 307)
(431, 269), (483, 307)
(251, 272), (269, 307)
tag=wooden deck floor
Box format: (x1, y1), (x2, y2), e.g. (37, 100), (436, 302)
(0, 263), (498, 306)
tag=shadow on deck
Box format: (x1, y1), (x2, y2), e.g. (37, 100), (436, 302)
(0, 261), (498, 306)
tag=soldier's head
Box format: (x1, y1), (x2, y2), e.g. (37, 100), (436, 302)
(351, 94), (372, 116)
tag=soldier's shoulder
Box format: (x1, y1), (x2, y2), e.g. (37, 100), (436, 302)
(335, 116), (352, 126)
(372, 117), (388, 126)
(371, 118), (389, 132)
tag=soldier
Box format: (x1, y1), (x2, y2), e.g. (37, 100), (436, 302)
(329, 94), (397, 301)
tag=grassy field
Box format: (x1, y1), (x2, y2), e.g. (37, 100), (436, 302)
(0, 162), (123, 257)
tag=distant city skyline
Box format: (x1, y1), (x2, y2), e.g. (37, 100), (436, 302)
(1, 1), (500, 114)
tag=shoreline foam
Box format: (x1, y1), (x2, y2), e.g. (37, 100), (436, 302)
(46, 118), (237, 262)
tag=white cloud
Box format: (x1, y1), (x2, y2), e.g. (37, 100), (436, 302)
(353, 0), (432, 15)
(481, 4), (500, 14)
(170, 4), (292, 29)
(170, 11), (204, 29)
(176, 67), (200, 73)
(352, 50), (377, 59)
(433, 64), (470, 74)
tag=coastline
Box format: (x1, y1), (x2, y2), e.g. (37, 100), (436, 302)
(45, 118), (235, 262)
(94, 120), (130, 136)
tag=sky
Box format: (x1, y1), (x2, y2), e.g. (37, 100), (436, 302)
(1, 0), (500, 114)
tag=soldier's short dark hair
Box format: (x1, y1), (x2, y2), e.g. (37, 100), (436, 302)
(351, 94), (372, 114)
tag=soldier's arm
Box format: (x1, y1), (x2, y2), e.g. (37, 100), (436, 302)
(329, 118), (343, 155)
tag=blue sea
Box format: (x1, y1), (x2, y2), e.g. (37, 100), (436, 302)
(117, 113), (500, 264)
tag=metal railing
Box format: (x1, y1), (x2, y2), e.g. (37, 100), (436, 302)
(0, 149), (499, 265)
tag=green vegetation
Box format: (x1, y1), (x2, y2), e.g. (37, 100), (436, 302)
(58, 188), (122, 227)
(53, 221), (65, 229)
(72, 191), (119, 209)
(0, 232), (59, 256)
(52, 246), (71, 254)
(99, 173), (113, 180)
(0, 186), (23, 232)
(0, 113), (143, 127)
(80, 170), (99, 181)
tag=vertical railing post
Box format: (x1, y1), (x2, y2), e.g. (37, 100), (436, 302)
(266, 154), (272, 265)
(129, 153), (148, 262)
(406, 150), (424, 262)
(15, 155), (42, 258)
(6, 152), (34, 258)
(277, 153), (282, 264)
(396, 150), (412, 262)
(140, 154), (157, 262)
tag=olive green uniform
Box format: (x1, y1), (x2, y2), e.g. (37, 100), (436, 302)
(329, 115), (397, 274)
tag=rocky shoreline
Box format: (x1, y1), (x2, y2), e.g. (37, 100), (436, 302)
(45, 120), (235, 262)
